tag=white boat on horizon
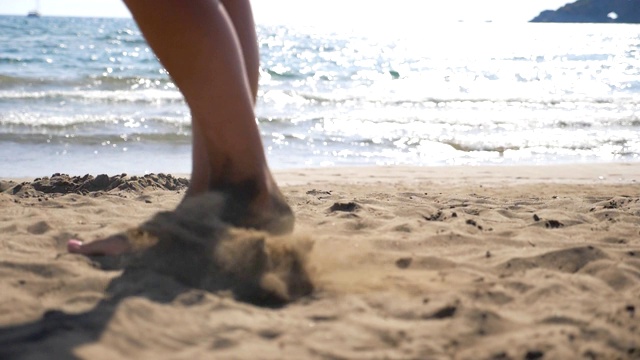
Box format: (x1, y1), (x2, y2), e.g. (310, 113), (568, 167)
(27, 0), (41, 17)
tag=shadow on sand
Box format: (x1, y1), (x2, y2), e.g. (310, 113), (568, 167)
(0, 193), (314, 359)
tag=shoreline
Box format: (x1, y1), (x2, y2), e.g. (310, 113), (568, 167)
(274, 162), (640, 186)
(3, 162), (639, 186)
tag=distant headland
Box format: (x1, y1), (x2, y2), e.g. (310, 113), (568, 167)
(531, 0), (640, 23)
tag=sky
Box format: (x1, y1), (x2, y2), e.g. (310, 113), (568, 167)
(0, 0), (573, 24)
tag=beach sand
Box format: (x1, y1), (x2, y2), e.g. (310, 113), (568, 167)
(0, 164), (639, 359)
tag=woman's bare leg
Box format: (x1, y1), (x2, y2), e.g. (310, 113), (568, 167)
(222, 0), (260, 99)
(68, 0), (292, 256)
(188, 0), (260, 196)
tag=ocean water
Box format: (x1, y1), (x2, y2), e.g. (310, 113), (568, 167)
(1, 15), (639, 177)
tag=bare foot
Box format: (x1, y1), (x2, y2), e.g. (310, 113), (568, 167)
(67, 235), (131, 256)
(182, 169), (295, 235)
(67, 182), (294, 256)
(214, 182), (295, 236)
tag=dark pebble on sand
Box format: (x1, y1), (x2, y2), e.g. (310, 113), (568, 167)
(545, 220), (564, 229)
(490, 352), (510, 360)
(329, 202), (360, 212)
(427, 305), (457, 319)
(524, 351), (544, 360)
(423, 211), (443, 221)
(533, 214), (540, 222)
(306, 189), (331, 196)
(395, 257), (412, 269)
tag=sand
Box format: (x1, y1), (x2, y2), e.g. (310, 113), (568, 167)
(0, 164), (639, 359)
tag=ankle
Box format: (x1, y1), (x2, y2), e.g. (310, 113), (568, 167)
(213, 173), (293, 234)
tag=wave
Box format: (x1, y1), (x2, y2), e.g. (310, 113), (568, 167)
(0, 114), (304, 128)
(2, 130), (635, 160)
(93, 75), (173, 89)
(15, 86), (634, 109)
(0, 88), (183, 104)
(0, 114), (190, 128)
(0, 75), (37, 86)
(264, 68), (305, 80)
(0, 132), (192, 146)
(0, 56), (44, 65)
(293, 91), (640, 108)
(0, 74), (171, 90)
(95, 33), (147, 46)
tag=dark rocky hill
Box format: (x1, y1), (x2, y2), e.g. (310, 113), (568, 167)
(531, 0), (640, 23)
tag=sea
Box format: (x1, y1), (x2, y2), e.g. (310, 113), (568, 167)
(1, 15), (639, 177)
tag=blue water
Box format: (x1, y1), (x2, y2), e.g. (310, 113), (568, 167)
(1, 15), (640, 177)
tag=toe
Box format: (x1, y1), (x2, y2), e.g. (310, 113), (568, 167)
(67, 239), (84, 253)
(67, 235), (131, 256)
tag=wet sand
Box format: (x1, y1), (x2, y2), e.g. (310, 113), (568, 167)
(0, 164), (639, 359)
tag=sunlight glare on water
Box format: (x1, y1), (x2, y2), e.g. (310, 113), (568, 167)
(0, 15), (639, 176)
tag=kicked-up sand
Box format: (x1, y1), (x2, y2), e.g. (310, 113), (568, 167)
(0, 164), (639, 359)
